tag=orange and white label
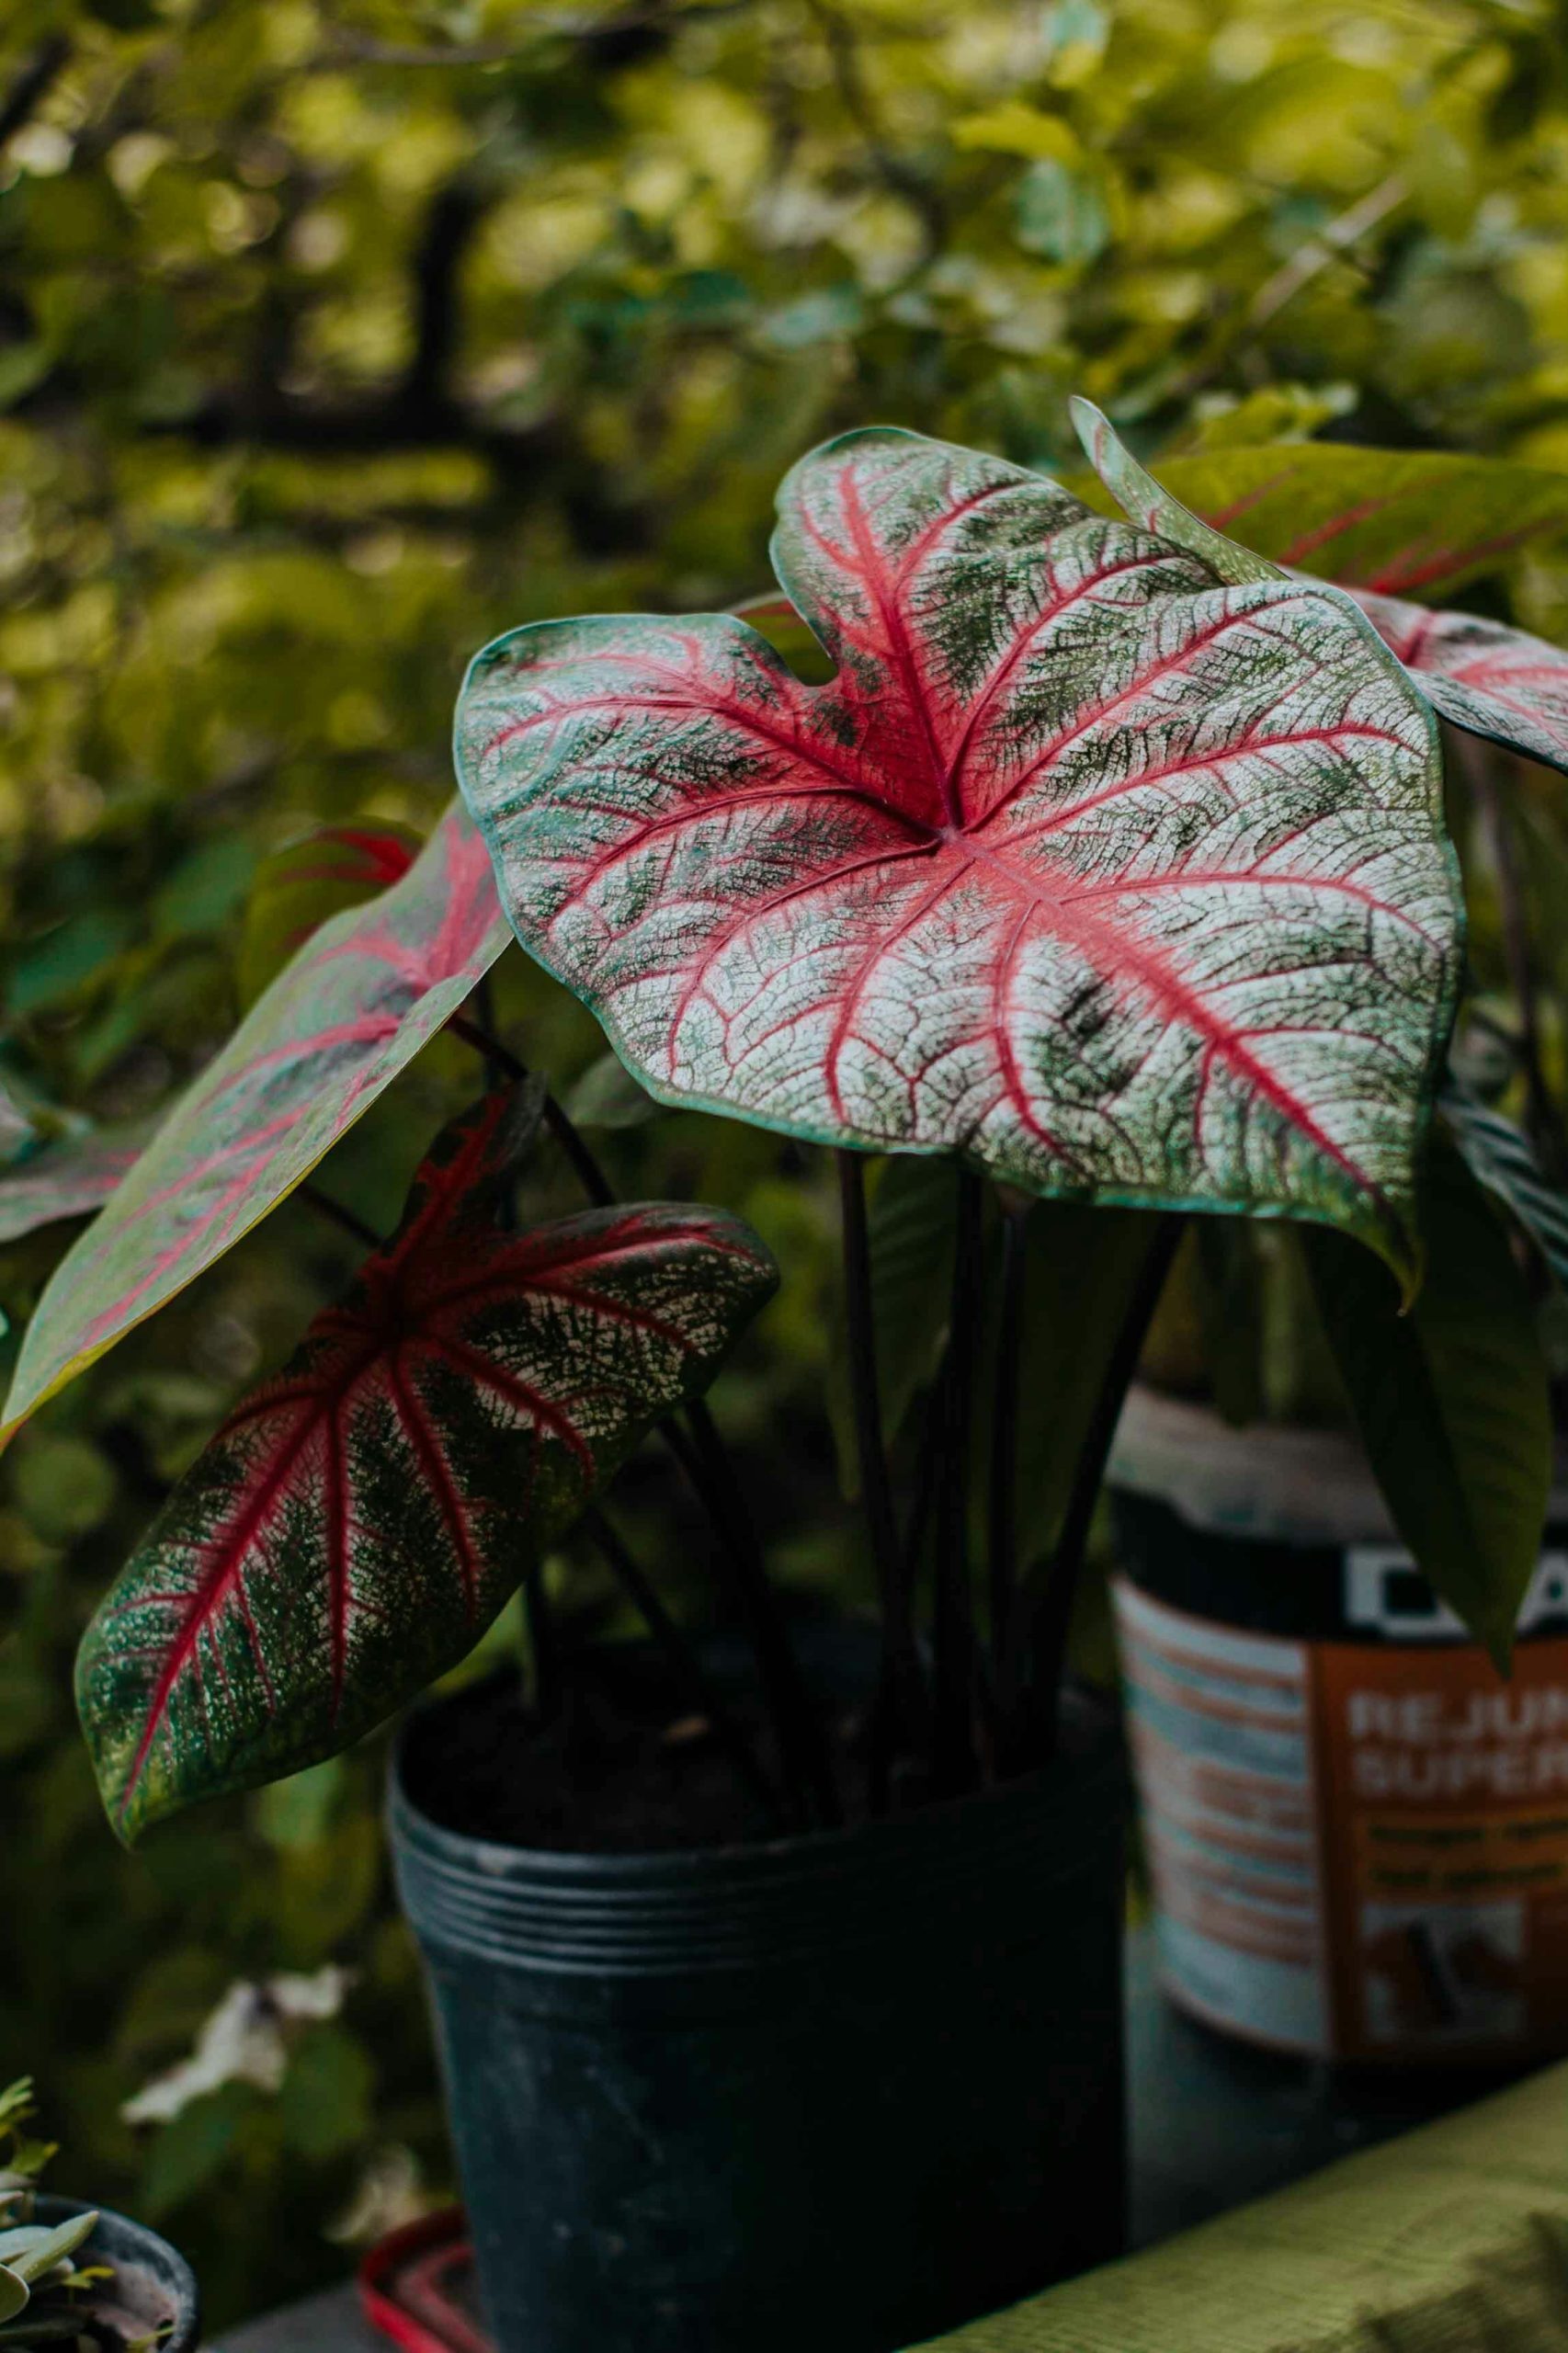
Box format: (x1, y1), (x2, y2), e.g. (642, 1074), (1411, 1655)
(1116, 1576), (1568, 2061)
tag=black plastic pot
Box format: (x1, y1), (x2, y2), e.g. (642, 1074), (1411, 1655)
(390, 1665), (1127, 2353)
(31, 2199), (199, 2352)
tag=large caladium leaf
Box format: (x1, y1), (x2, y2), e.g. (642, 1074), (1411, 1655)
(459, 425), (1459, 1281)
(76, 1088), (778, 1838)
(1074, 404), (1568, 779)
(1, 805), (508, 1446)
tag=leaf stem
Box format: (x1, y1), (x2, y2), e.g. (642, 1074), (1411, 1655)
(932, 1170), (983, 1796)
(987, 1202), (1028, 1680)
(521, 1553), (560, 1721)
(585, 1507), (787, 1827)
(298, 1179), (382, 1253)
(449, 1013), (615, 1206)
(677, 1399), (842, 1829)
(1021, 1213), (1183, 1760)
(837, 1152), (927, 1804)
(451, 1005), (836, 1825)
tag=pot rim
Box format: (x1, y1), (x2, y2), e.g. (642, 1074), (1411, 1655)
(30, 2195), (199, 2350)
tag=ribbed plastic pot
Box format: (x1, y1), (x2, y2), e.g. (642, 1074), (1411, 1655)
(32, 2198), (200, 2351)
(389, 1675), (1127, 2353)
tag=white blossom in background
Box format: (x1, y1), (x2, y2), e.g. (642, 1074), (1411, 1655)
(120, 1966), (353, 2126)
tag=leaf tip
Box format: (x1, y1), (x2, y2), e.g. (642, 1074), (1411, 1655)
(1066, 394), (1108, 462)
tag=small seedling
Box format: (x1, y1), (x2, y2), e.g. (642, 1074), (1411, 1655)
(0, 2081), (157, 2351)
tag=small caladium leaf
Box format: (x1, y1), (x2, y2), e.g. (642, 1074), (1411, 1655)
(2, 805), (508, 1448)
(1146, 441), (1568, 602)
(75, 1088), (778, 1839)
(1348, 592), (1568, 779)
(460, 424), (1459, 1282)
(238, 819), (425, 1008)
(1439, 1076), (1568, 1291)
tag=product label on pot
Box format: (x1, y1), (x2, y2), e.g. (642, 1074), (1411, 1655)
(1115, 1575), (1568, 2061)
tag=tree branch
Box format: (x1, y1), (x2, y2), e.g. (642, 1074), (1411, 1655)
(0, 34), (71, 156)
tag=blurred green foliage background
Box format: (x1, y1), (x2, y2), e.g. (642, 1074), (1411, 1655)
(3, 0), (1568, 2325)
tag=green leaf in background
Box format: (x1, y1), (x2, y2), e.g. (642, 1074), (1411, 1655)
(1007, 1204), (1160, 1569)
(1151, 442), (1568, 600)
(0, 2269), (23, 2325)
(562, 1050), (661, 1131)
(278, 2024), (373, 2163)
(828, 1155), (959, 1494)
(237, 820), (425, 1009)
(1014, 160), (1113, 266)
(1439, 1076), (1568, 1290)
(1303, 1141), (1552, 1665)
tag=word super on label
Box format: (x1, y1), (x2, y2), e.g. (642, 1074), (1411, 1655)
(1115, 1569), (1568, 2063)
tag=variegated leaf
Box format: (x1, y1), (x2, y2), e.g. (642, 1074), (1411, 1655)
(1351, 593), (1568, 778)
(459, 425), (1459, 1282)
(1149, 441), (1568, 601)
(2, 804), (508, 1445)
(1072, 403), (1568, 779)
(0, 1122), (152, 1248)
(76, 1089), (778, 1839)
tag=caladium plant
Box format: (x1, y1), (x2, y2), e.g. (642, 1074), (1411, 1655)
(9, 398), (1568, 1840)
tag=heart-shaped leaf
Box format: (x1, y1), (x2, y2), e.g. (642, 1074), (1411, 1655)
(1071, 405), (1568, 779)
(1147, 442), (1568, 601)
(238, 819), (425, 1008)
(3, 804), (508, 1448)
(76, 1088), (778, 1839)
(459, 424), (1459, 1282)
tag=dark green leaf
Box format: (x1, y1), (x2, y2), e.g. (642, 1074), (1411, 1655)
(1303, 1142), (1552, 1663)
(1439, 1077), (1568, 1291)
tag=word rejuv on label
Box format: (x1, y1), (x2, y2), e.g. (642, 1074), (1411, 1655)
(1116, 1571), (1568, 2062)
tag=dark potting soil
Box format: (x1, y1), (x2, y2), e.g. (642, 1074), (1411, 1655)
(402, 1654), (875, 1853)
(403, 1646), (1108, 1855)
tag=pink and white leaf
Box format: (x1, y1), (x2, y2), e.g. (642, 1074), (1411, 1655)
(459, 424), (1460, 1282)
(75, 1088), (778, 1839)
(3, 804), (507, 1444)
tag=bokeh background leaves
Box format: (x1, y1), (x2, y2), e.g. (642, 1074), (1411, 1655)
(3, 0), (1568, 2326)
